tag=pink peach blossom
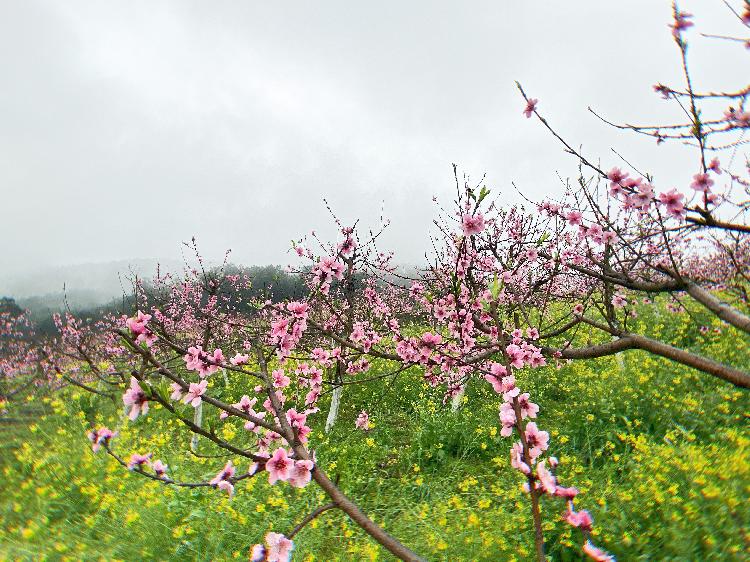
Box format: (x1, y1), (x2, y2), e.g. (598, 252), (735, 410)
(266, 448), (294, 484)
(122, 377), (149, 421)
(355, 410), (371, 430)
(536, 460), (557, 494)
(524, 422), (549, 459)
(510, 441), (530, 474)
(461, 213), (485, 236)
(272, 369), (291, 388)
(583, 541), (615, 561)
(265, 532), (294, 562)
(87, 427), (115, 453)
(690, 173), (714, 192)
(523, 98), (538, 118)
(169, 382), (184, 401)
(183, 380), (207, 407)
(287, 459), (315, 488)
(152, 459), (168, 477)
(209, 460), (236, 496)
(708, 157), (721, 174)
(230, 353), (249, 366)
(565, 504), (594, 530)
(127, 452), (152, 470)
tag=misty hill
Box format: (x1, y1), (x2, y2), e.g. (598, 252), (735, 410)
(1, 259), (421, 333)
(0, 259), (185, 301)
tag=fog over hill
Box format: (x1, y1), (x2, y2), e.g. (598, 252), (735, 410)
(0, 258), (184, 309)
(0, 257), (422, 318)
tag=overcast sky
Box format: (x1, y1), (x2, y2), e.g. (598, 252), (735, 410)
(1, 1), (746, 281)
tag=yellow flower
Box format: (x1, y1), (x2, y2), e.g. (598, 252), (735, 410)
(20, 527), (35, 540)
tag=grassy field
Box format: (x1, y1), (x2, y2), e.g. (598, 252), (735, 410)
(1, 306), (749, 561)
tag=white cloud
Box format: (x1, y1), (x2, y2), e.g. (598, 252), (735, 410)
(0, 0), (745, 282)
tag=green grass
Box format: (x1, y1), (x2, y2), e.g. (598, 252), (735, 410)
(0, 308), (749, 561)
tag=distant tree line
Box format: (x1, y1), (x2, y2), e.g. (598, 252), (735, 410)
(2, 265), (311, 339)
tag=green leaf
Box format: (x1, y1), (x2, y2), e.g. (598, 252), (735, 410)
(477, 186), (490, 206)
(490, 274), (500, 300)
